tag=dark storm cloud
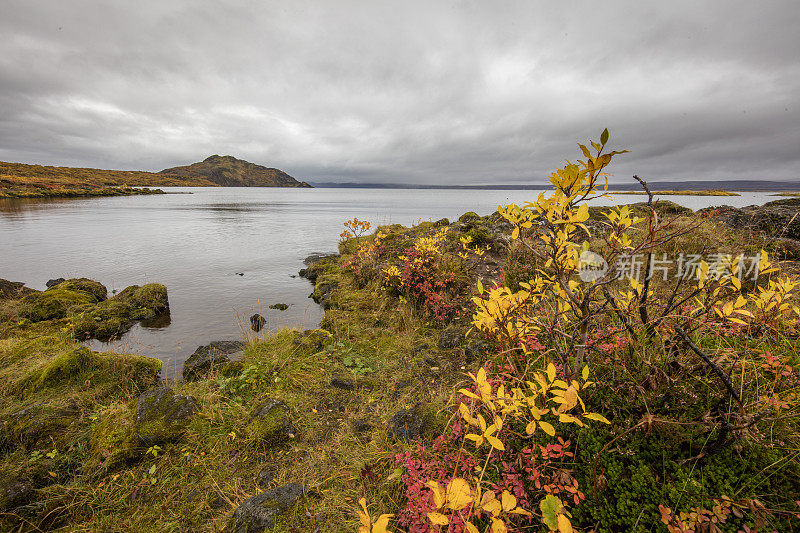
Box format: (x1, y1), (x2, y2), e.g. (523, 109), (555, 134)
(1, 1), (798, 184)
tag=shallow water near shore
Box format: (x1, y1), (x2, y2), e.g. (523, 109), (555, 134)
(0, 187), (779, 377)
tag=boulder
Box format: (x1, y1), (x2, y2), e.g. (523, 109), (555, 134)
(227, 483), (304, 533)
(183, 340), (245, 381)
(387, 404), (428, 441)
(115, 283), (170, 318)
(330, 375), (355, 390)
(3, 403), (80, 450)
(438, 326), (466, 350)
(699, 201), (800, 240)
(0, 474), (33, 512)
(250, 314), (266, 332)
(48, 278), (108, 302)
(247, 399), (294, 445)
(0, 279), (36, 300)
(135, 387), (199, 446)
(45, 278), (66, 288)
(19, 288), (95, 322)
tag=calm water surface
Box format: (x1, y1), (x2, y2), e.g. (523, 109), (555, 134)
(0, 188), (779, 378)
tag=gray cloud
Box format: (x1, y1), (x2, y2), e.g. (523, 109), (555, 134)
(1, 0), (798, 184)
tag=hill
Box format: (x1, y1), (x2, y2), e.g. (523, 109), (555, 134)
(0, 161), (216, 198)
(160, 155), (311, 187)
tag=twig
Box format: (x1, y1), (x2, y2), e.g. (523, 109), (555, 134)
(674, 325), (743, 410)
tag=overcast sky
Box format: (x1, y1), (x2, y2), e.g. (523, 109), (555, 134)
(1, 1), (798, 185)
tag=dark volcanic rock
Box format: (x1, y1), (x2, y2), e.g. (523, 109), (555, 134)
(330, 375), (355, 390)
(268, 303), (288, 311)
(250, 314), (266, 332)
(45, 278), (66, 288)
(387, 404), (428, 440)
(135, 387), (199, 446)
(227, 482), (304, 533)
(0, 279), (36, 300)
(438, 326), (466, 350)
(0, 474), (33, 512)
(183, 340), (245, 380)
(700, 200), (800, 240)
(247, 399), (294, 445)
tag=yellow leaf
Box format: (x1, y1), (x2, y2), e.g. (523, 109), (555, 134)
(539, 421), (555, 436)
(486, 435), (506, 451)
(525, 421), (537, 435)
(559, 386), (579, 412)
(446, 478), (474, 510)
(425, 481), (445, 509)
(491, 517), (508, 533)
(428, 511), (449, 526)
(464, 522), (480, 533)
(547, 363), (556, 383)
(501, 490), (517, 512)
(581, 365), (589, 381)
(558, 514), (574, 533)
(372, 514), (394, 533)
(583, 412), (610, 424)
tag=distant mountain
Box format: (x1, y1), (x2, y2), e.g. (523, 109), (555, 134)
(160, 155), (311, 187)
(309, 179), (800, 191)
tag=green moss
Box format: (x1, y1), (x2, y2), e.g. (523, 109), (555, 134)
(246, 399), (292, 445)
(2, 403), (81, 450)
(49, 278), (108, 302)
(26, 346), (105, 391)
(19, 289), (95, 322)
(84, 404), (139, 474)
(115, 283), (169, 319)
(458, 211), (480, 223)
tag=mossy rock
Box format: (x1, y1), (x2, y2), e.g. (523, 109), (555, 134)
(19, 289), (95, 322)
(0, 472), (34, 513)
(292, 329), (332, 352)
(25, 346), (105, 391)
(135, 387), (199, 446)
(71, 300), (134, 341)
(84, 404), (139, 474)
(115, 283), (170, 319)
(0, 279), (36, 300)
(458, 211), (481, 223)
(49, 278), (108, 302)
(227, 482), (304, 533)
(2, 403), (81, 450)
(246, 399), (294, 445)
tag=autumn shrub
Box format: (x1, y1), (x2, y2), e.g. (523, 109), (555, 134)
(357, 130), (800, 532)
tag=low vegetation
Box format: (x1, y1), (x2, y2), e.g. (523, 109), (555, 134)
(1, 131), (798, 532)
(608, 190), (740, 197)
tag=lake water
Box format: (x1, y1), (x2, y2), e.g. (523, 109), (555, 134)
(0, 187), (780, 379)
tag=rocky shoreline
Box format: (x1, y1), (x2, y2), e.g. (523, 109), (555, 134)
(1, 196), (799, 531)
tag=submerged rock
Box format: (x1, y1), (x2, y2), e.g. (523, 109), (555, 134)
(250, 314), (266, 332)
(247, 399), (294, 445)
(268, 303), (288, 311)
(182, 340), (245, 381)
(227, 482), (304, 533)
(135, 387), (199, 446)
